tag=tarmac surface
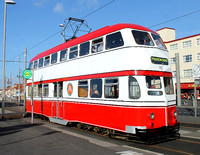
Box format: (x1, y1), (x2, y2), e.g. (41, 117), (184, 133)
(1, 103), (200, 154)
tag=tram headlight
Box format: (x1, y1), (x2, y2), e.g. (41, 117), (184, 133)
(150, 113), (155, 120)
(173, 111), (177, 117)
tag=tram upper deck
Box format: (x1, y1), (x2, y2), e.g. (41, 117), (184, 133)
(28, 23), (171, 83)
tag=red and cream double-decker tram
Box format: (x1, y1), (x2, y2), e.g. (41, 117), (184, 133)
(26, 23), (179, 143)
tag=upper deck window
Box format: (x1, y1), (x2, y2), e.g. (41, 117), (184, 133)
(151, 33), (166, 49)
(69, 46), (78, 59)
(132, 30), (154, 46)
(80, 42), (90, 56)
(106, 32), (124, 49)
(29, 62), (33, 70)
(44, 56), (50, 66)
(92, 38), (103, 53)
(51, 53), (57, 64)
(39, 58), (43, 68)
(33, 60), (38, 69)
(60, 49), (68, 62)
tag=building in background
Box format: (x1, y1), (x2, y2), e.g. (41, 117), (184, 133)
(157, 28), (200, 98)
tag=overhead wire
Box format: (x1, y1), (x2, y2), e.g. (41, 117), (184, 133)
(149, 9), (200, 28)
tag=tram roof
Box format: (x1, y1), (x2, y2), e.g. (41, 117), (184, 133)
(30, 23), (157, 62)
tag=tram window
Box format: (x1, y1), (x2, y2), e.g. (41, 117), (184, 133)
(38, 84), (42, 97)
(151, 33), (166, 49)
(164, 77), (174, 94)
(29, 62), (33, 70)
(43, 84), (49, 97)
(51, 53), (57, 64)
(132, 30), (154, 46)
(80, 42), (90, 56)
(104, 78), (119, 98)
(129, 76), (141, 99)
(90, 79), (102, 98)
(69, 46), (78, 59)
(78, 81), (88, 97)
(53, 82), (63, 97)
(33, 60), (38, 69)
(106, 32), (124, 49)
(33, 85), (38, 97)
(28, 86), (32, 97)
(60, 49), (68, 62)
(92, 38), (103, 53)
(148, 91), (163, 96)
(44, 56), (50, 66)
(39, 58), (43, 68)
(146, 76), (161, 89)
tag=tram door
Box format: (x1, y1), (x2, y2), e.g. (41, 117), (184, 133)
(52, 82), (63, 119)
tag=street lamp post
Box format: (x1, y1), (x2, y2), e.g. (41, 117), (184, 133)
(17, 56), (21, 104)
(2, 0), (16, 119)
(60, 24), (65, 43)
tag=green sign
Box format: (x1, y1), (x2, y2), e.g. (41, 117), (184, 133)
(23, 69), (32, 79)
(151, 56), (168, 65)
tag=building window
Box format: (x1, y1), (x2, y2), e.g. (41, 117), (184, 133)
(104, 78), (119, 98)
(197, 38), (200, 45)
(184, 69), (193, 78)
(106, 32), (124, 49)
(90, 79), (102, 98)
(80, 42), (90, 56)
(78, 81), (88, 97)
(183, 55), (192, 63)
(170, 57), (176, 64)
(183, 40), (191, 48)
(170, 43), (178, 51)
(198, 53), (200, 61)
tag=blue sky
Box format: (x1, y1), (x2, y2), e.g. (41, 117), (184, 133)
(0, 0), (200, 88)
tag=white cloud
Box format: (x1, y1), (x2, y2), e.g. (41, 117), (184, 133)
(32, 0), (48, 7)
(53, 3), (64, 13)
(78, 0), (99, 9)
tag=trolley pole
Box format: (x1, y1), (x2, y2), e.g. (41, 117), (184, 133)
(175, 53), (181, 106)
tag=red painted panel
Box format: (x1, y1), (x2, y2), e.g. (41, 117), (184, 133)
(26, 99), (177, 132)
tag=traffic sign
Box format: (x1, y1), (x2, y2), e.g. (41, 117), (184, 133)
(193, 64), (200, 79)
(23, 69), (32, 79)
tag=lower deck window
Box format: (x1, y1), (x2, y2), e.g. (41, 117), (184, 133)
(104, 78), (119, 98)
(90, 79), (102, 98)
(78, 81), (88, 97)
(129, 76), (141, 99)
(164, 77), (174, 94)
(43, 84), (49, 97)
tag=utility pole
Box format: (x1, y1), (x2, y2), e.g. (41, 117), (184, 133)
(24, 47), (27, 107)
(175, 53), (181, 106)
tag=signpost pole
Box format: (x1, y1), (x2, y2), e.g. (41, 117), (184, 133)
(31, 69), (34, 124)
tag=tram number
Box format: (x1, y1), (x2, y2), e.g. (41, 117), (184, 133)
(151, 56), (168, 65)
